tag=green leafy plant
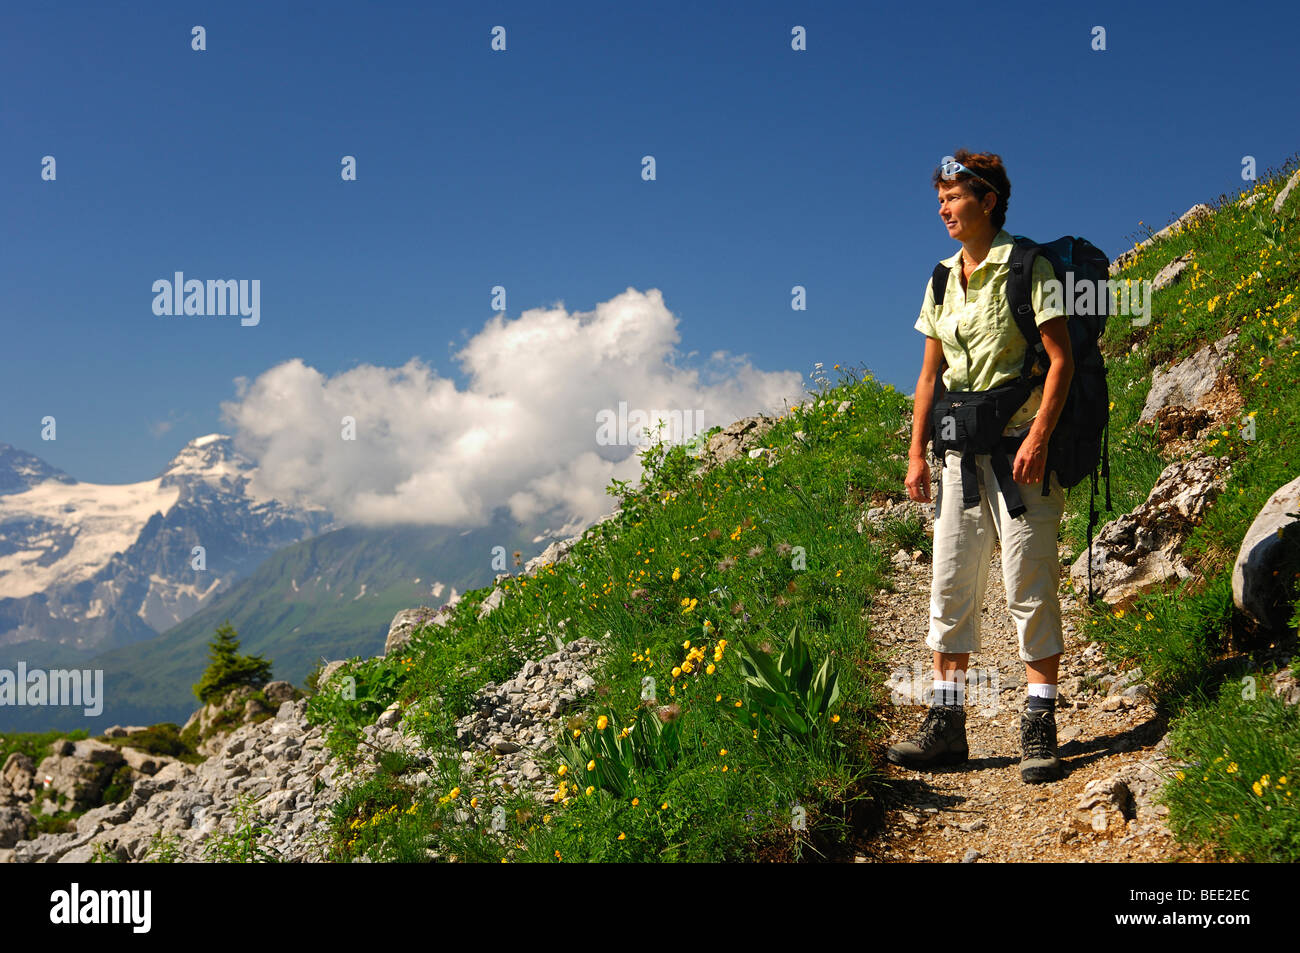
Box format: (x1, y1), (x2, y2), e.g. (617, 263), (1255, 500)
(193, 622), (273, 705)
(557, 703), (686, 799)
(200, 793), (280, 863)
(304, 656), (408, 761)
(305, 658), (401, 726)
(143, 829), (181, 863)
(1248, 201), (1296, 248)
(733, 624), (841, 748)
(88, 842), (121, 863)
(101, 722), (197, 761)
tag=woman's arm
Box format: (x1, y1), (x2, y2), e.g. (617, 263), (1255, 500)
(910, 336), (947, 462)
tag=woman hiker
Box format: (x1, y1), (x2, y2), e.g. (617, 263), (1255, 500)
(888, 149), (1074, 784)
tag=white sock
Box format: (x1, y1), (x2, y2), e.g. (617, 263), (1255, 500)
(933, 679), (963, 706)
(1027, 683), (1058, 699)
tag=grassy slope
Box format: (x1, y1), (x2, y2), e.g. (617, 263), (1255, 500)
(1079, 158), (1300, 860)
(310, 370), (948, 862)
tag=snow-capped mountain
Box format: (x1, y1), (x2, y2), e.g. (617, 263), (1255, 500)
(0, 444), (78, 495)
(0, 435), (333, 654)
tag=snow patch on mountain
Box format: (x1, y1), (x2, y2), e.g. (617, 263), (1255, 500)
(0, 435), (333, 655)
(0, 478), (181, 598)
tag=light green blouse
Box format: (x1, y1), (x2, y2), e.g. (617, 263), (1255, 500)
(914, 229), (1068, 434)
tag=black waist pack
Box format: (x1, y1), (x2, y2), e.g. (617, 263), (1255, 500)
(930, 376), (1043, 518)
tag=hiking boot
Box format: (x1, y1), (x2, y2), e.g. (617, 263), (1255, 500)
(887, 704), (968, 769)
(1020, 706), (1063, 783)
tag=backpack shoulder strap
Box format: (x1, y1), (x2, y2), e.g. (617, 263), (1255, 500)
(930, 263), (950, 310)
(1007, 240), (1048, 380)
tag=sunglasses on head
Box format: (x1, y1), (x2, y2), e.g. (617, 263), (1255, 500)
(939, 156), (1002, 197)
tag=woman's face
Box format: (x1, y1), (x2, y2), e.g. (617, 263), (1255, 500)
(937, 181), (995, 243)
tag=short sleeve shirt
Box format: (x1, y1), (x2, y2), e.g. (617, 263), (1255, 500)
(914, 228), (1068, 434)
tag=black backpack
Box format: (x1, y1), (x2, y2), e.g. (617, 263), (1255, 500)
(928, 235), (1113, 602)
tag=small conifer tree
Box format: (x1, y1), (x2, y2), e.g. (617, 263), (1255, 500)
(193, 622), (273, 704)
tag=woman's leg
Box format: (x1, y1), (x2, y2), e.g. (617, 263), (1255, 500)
(888, 451), (992, 768)
(925, 450), (997, 668)
(986, 454), (1067, 667)
(1026, 653), (1060, 685)
(986, 452), (1068, 781)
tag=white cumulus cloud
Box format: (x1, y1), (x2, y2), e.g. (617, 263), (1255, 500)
(220, 287), (805, 531)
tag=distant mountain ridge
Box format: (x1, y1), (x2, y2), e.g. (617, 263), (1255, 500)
(0, 444), (77, 495)
(0, 508), (553, 730)
(0, 435), (333, 657)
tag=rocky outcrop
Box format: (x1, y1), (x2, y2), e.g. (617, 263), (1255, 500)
(1110, 204), (1213, 274)
(449, 636), (602, 798)
(1139, 332), (1239, 424)
(36, 739), (126, 812)
(1150, 251), (1194, 292)
(1272, 668), (1300, 706)
(182, 682), (300, 757)
(693, 415), (775, 472)
(1273, 169), (1300, 214)
(384, 606), (452, 656)
(9, 699), (335, 863)
(262, 680), (297, 707)
(0, 634), (610, 862)
(1232, 474), (1300, 633)
(475, 579), (511, 621)
(1070, 453), (1230, 604)
(0, 805), (34, 848)
(1, 753), (36, 803)
(1072, 733), (1179, 836)
(119, 747), (176, 777)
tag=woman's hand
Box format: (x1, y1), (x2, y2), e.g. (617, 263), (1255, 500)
(1012, 431), (1049, 485)
(906, 456), (932, 503)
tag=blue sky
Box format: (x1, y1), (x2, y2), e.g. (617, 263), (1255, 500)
(4, 1), (1296, 503)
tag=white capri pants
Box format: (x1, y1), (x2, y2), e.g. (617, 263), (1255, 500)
(926, 448), (1067, 662)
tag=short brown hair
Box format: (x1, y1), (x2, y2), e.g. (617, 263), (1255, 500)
(932, 149), (1011, 231)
